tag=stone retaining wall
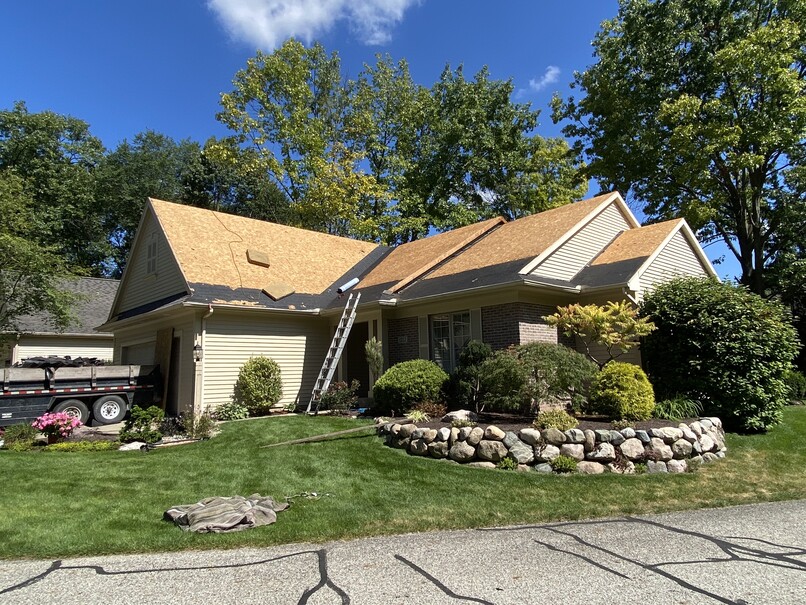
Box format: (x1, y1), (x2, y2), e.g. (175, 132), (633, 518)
(377, 418), (727, 474)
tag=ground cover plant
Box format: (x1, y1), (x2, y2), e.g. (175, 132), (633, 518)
(1, 407), (805, 560)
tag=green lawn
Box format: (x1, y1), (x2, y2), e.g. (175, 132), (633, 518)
(2, 406), (805, 560)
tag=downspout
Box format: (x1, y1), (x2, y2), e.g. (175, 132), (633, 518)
(622, 287), (640, 306)
(197, 304), (214, 414)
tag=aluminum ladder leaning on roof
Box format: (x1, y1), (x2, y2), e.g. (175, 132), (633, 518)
(306, 291), (361, 414)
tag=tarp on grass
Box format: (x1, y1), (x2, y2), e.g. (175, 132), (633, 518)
(164, 494), (289, 533)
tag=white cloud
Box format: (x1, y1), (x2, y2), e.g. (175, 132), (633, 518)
(207, 0), (420, 49)
(528, 65), (561, 91)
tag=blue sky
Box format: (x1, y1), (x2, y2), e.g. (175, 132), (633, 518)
(2, 0), (737, 278)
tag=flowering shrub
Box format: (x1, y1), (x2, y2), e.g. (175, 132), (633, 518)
(31, 412), (82, 439)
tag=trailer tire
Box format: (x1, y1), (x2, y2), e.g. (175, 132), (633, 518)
(53, 399), (90, 424)
(92, 395), (127, 424)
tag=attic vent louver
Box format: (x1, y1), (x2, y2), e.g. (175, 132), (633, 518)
(262, 281), (295, 301)
(247, 249), (270, 267)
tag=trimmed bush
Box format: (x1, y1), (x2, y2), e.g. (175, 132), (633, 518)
(589, 362), (655, 421)
(640, 277), (800, 431)
(477, 350), (530, 413)
(534, 409), (579, 431)
(515, 342), (598, 410)
(233, 356), (283, 416)
(373, 360), (448, 415)
(445, 340), (493, 412)
(213, 400), (249, 421)
(119, 405), (164, 443)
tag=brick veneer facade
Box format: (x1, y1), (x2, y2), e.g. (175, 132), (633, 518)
(388, 316), (419, 366)
(482, 302), (561, 350)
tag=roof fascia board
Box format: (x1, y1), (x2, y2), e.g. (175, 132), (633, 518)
(518, 192), (638, 275)
(389, 217), (506, 293)
(182, 301), (322, 316)
(96, 299), (193, 332)
(627, 219), (717, 291)
(12, 332), (114, 339)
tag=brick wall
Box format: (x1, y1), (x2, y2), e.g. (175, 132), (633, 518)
(388, 317), (419, 366)
(482, 302), (561, 350)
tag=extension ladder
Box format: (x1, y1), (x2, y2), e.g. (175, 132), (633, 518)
(306, 292), (361, 414)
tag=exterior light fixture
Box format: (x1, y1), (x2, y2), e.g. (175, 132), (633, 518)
(193, 343), (203, 363)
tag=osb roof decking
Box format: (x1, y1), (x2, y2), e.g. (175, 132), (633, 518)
(150, 199), (378, 295)
(423, 193), (615, 281)
(357, 217), (505, 291)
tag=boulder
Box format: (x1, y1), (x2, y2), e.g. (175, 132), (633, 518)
(667, 459), (687, 473)
(702, 452), (719, 463)
(477, 440), (508, 463)
(560, 443), (585, 461)
(594, 429), (612, 443)
(392, 437), (410, 449)
(507, 440), (535, 465)
(534, 463), (553, 473)
(647, 438), (673, 461)
(565, 428), (585, 444)
(678, 425), (697, 443)
(518, 428), (542, 446)
(409, 439), (428, 456)
(441, 409), (478, 423)
(534, 444), (560, 462)
(449, 427), (460, 445)
(577, 461), (606, 475)
(502, 431), (520, 449)
(671, 439), (693, 458)
(700, 418), (713, 429)
(466, 426), (484, 446)
(607, 460), (635, 474)
(390, 423), (402, 435)
(646, 460), (668, 474)
(619, 438), (646, 461)
(620, 427), (636, 439)
(699, 434), (716, 453)
(634, 430), (651, 443)
(458, 426), (473, 441)
(467, 461), (496, 470)
(484, 425), (506, 441)
(583, 429), (596, 452)
(689, 421), (703, 436)
(655, 427), (683, 444)
(542, 428), (566, 445)
(398, 424), (416, 439)
(609, 430), (625, 446)
(587, 442), (616, 463)
(448, 441), (476, 462)
(436, 427), (451, 442)
(428, 441), (448, 458)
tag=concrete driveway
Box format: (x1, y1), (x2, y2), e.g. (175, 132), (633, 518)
(1, 500), (804, 604)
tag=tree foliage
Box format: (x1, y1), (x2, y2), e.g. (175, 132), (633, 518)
(640, 277), (801, 431)
(215, 40), (586, 244)
(553, 0), (806, 294)
(545, 301), (656, 368)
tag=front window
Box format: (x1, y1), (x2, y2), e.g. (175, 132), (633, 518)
(430, 311), (471, 372)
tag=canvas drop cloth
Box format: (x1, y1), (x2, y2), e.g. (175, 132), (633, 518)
(164, 494), (289, 533)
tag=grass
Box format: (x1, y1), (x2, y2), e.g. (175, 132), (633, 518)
(1, 406), (805, 560)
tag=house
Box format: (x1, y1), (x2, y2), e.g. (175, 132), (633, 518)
(98, 192), (716, 416)
(1, 277), (118, 367)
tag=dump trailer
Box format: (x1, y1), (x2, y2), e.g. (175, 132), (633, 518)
(1, 365), (161, 426)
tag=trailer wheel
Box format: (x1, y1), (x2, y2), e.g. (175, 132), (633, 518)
(92, 395), (127, 424)
(53, 399), (90, 424)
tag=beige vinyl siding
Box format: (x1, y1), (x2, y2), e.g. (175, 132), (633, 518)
(115, 212), (187, 315)
(531, 202), (631, 281)
(202, 312), (330, 410)
(16, 336), (113, 363)
(113, 312), (197, 415)
(639, 230), (709, 297)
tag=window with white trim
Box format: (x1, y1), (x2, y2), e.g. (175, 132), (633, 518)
(430, 311), (471, 372)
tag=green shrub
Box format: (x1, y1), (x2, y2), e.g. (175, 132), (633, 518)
(2, 423), (39, 451)
(784, 369), (806, 401)
(533, 409), (579, 431)
(43, 440), (119, 452)
(119, 405), (164, 443)
(372, 360), (448, 416)
(181, 411), (216, 440)
(233, 356), (283, 416)
(515, 342), (598, 411)
(365, 337), (383, 381)
(496, 456), (519, 471)
(640, 277), (800, 431)
(476, 349), (530, 413)
(653, 396), (703, 421)
(550, 455), (578, 473)
(445, 340), (493, 412)
(589, 362), (655, 421)
(214, 400), (249, 421)
(405, 409), (430, 423)
(319, 380), (359, 412)
(450, 419), (477, 428)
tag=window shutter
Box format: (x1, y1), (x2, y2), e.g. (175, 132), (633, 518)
(470, 308), (482, 342)
(418, 316), (429, 360)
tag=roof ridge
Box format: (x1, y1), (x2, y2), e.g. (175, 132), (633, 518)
(389, 217), (506, 294)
